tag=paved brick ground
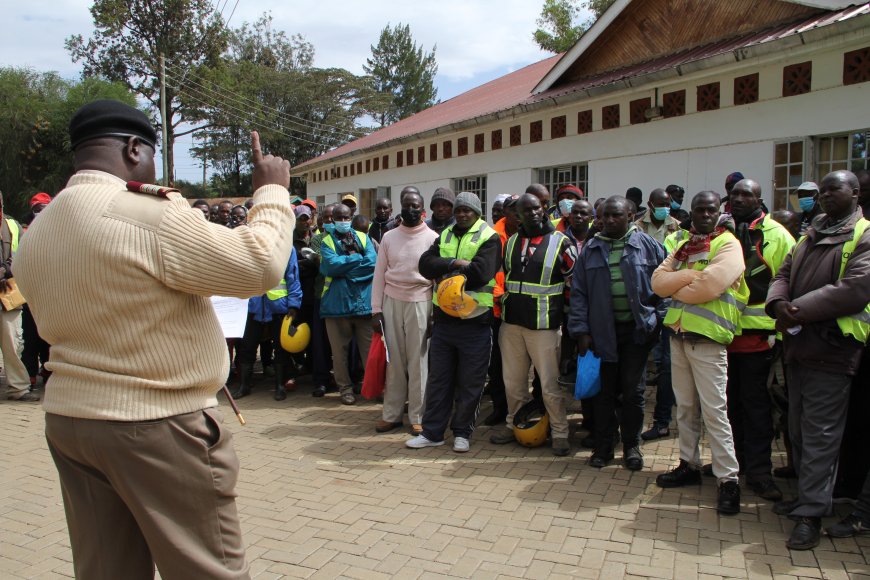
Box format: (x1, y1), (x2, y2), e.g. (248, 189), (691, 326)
(1, 376), (868, 579)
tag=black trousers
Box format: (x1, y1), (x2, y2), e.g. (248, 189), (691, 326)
(595, 323), (656, 451)
(237, 314), (290, 367)
(422, 322), (492, 441)
(488, 318), (507, 416)
(22, 305), (50, 378)
(726, 349), (775, 480)
(836, 349), (870, 496)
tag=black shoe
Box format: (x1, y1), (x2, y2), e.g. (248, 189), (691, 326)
(656, 460), (702, 488)
(786, 517), (821, 550)
(7, 390), (40, 402)
(482, 410), (507, 427)
(624, 446), (643, 471)
(640, 425), (670, 441)
(702, 463), (714, 477)
(588, 450), (613, 468)
(274, 386), (287, 401)
(232, 363), (254, 399)
(747, 478), (783, 501)
(717, 481), (741, 515)
(312, 385), (326, 398)
(773, 498), (800, 516)
(826, 512), (870, 538)
(773, 465), (797, 479)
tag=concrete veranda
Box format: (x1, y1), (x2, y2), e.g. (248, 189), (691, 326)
(1, 378), (868, 579)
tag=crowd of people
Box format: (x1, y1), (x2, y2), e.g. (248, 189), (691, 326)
(6, 100), (870, 560)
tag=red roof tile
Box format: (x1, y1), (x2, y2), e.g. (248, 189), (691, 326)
(293, 55), (561, 171)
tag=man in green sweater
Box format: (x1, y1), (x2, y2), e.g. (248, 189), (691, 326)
(16, 100), (295, 579)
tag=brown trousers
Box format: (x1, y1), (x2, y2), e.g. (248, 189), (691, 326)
(45, 409), (249, 580)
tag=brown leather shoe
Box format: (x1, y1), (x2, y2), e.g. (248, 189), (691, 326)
(375, 420), (403, 433)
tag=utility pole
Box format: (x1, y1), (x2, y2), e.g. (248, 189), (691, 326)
(202, 140), (207, 196)
(159, 54), (169, 186)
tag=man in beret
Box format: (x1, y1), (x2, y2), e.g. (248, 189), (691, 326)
(16, 99), (295, 579)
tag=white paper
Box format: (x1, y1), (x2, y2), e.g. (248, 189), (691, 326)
(211, 296), (249, 338)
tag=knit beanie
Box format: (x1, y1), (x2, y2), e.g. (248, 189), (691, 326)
(454, 191), (482, 216)
(430, 187), (455, 209)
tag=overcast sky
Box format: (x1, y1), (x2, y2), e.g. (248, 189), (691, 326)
(0, 1), (580, 183)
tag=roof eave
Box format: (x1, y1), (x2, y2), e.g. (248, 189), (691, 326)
(531, 0), (634, 95)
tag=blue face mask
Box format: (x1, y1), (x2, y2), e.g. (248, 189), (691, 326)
(670, 200), (681, 210)
(334, 221), (352, 234)
(558, 199), (574, 217)
(324, 223), (336, 235)
(798, 197), (815, 213)
(652, 206), (670, 221)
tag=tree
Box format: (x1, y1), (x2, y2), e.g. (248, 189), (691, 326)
(180, 14), (384, 197)
(0, 68), (134, 219)
(533, 0), (616, 53)
(65, 0), (229, 183)
(363, 23), (438, 127)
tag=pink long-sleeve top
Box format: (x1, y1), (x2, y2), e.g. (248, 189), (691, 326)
(371, 222), (439, 313)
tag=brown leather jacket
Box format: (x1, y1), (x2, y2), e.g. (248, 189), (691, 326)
(766, 209), (870, 375)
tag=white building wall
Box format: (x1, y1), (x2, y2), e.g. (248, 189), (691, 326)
(305, 33), (870, 216)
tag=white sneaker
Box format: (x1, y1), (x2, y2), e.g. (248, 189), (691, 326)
(453, 437), (470, 453)
(405, 435), (444, 449)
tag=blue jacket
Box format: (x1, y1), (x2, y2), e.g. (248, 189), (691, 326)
(319, 231), (377, 317)
(568, 229), (667, 362)
(248, 248), (303, 322)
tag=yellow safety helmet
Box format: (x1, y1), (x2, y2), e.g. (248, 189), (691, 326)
(280, 315), (310, 353)
(513, 400), (550, 448)
(436, 275), (478, 318)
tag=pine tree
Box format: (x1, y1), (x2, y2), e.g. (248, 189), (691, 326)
(363, 24), (438, 127)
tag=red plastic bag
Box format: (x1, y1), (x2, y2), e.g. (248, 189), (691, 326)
(361, 332), (387, 400)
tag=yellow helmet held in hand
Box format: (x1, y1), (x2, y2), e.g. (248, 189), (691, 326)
(280, 315), (310, 353)
(436, 275), (478, 318)
(513, 400), (550, 448)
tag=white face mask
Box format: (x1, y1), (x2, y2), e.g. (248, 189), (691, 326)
(558, 199), (574, 216)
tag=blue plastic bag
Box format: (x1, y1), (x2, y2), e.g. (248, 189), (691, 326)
(574, 351), (602, 400)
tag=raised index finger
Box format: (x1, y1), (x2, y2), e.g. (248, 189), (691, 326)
(251, 131), (263, 164)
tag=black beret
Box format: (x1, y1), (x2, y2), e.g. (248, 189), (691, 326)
(69, 99), (158, 150)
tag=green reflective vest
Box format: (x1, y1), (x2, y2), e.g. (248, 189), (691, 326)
(7, 219), (19, 254)
(503, 230), (567, 330)
(432, 219), (496, 314)
(837, 218), (870, 343)
(663, 232), (749, 345)
(321, 230), (368, 298)
(738, 216), (795, 333)
(792, 217), (870, 344)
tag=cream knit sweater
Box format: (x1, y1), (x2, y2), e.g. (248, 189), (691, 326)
(15, 170), (294, 420)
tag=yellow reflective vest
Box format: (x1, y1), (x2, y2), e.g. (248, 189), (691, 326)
(663, 232), (749, 345)
(432, 219), (496, 311)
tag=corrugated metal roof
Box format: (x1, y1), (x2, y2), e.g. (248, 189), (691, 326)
(294, 4), (868, 172)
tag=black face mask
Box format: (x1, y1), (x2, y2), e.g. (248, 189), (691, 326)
(401, 208), (422, 226)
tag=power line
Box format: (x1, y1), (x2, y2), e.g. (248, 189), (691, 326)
(166, 72), (359, 149)
(165, 61), (368, 138)
(168, 79), (347, 152)
(165, 74), (349, 149)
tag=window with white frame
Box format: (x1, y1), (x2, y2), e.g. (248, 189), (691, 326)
(536, 163), (589, 198)
(452, 175), (488, 219)
(773, 140), (805, 211)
